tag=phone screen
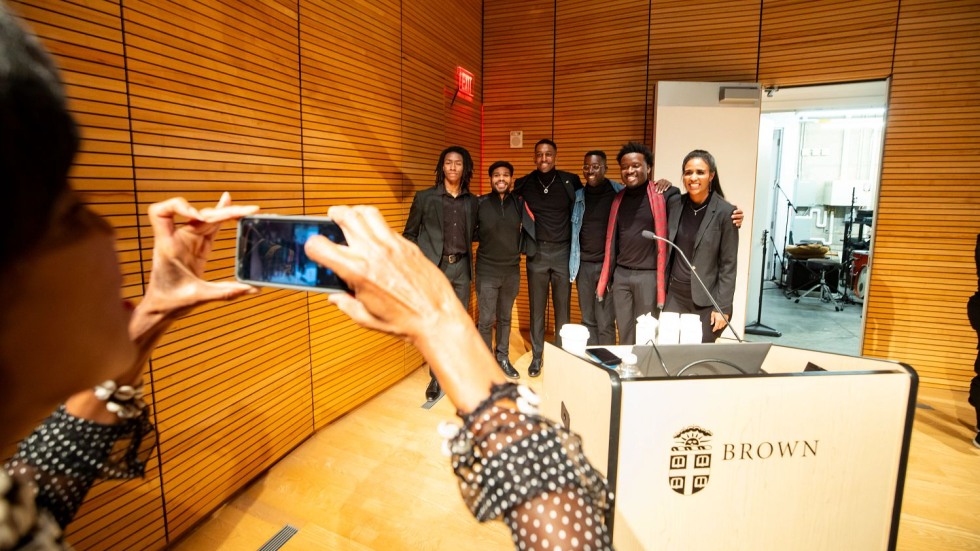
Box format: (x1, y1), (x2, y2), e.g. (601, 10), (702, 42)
(236, 215), (351, 293)
(586, 347), (622, 366)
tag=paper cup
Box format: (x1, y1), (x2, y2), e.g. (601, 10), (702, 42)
(559, 323), (590, 356)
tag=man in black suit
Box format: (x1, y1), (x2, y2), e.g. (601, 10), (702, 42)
(513, 139), (582, 376)
(404, 146), (478, 401)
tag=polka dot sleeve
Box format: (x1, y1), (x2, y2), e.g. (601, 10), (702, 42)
(4, 405), (155, 529)
(447, 384), (613, 550)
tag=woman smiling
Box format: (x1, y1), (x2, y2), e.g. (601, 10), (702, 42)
(664, 149), (739, 342)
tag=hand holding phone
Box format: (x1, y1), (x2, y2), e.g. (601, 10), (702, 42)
(236, 215), (350, 293)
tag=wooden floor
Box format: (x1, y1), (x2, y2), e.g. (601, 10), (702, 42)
(170, 355), (980, 550)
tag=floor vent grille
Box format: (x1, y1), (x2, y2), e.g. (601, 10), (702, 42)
(258, 524), (299, 551)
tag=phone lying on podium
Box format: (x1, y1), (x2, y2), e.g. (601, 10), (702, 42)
(235, 215), (351, 294)
(586, 347), (622, 367)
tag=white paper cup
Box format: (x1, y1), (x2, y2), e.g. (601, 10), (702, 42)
(658, 312), (680, 345)
(679, 313), (703, 344)
(559, 323), (590, 356)
(635, 316), (659, 345)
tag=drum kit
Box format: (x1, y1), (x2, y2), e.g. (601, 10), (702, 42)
(841, 207), (873, 304)
(850, 250), (869, 299)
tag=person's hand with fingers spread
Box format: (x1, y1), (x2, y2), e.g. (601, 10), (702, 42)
(304, 205), (504, 414)
(68, 193), (261, 424)
(138, 192), (260, 319)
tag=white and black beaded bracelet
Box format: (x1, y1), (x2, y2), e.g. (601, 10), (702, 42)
(93, 379), (147, 419)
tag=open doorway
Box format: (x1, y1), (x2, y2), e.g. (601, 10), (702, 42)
(745, 80), (888, 356)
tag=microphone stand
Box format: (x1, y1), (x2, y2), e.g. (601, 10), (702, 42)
(745, 229), (782, 337)
(773, 182), (796, 295)
(641, 231), (743, 343)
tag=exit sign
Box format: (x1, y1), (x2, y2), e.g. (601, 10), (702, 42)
(456, 66), (474, 101)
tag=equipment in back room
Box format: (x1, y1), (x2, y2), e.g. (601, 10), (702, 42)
(840, 189), (873, 305)
(794, 257), (844, 311)
(851, 250), (870, 299)
(784, 249), (840, 297)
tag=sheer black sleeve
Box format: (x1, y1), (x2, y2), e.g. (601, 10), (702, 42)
(4, 406), (155, 529)
(445, 383), (613, 550)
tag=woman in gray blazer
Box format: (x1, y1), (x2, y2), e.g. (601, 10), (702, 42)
(664, 150), (739, 342)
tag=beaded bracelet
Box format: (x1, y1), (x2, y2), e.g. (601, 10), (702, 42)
(93, 379), (147, 419)
(439, 382), (542, 457)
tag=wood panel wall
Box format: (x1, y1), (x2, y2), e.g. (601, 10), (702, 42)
(482, 0), (557, 339)
(867, 0), (980, 390)
(9, 0), (482, 549)
(483, 0), (980, 391)
(758, 0), (900, 86)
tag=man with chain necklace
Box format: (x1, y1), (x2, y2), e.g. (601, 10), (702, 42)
(513, 139), (582, 377)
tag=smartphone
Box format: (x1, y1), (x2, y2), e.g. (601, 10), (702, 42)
(586, 347), (622, 367)
(235, 214), (351, 293)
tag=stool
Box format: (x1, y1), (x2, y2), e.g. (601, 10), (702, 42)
(795, 258), (843, 311)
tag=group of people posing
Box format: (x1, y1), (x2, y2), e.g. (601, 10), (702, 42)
(404, 139), (742, 401)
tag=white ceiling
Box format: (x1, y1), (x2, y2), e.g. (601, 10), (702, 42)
(762, 80), (889, 113)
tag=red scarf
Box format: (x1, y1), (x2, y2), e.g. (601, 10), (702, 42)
(596, 182), (668, 309)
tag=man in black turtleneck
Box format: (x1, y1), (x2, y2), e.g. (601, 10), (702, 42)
(513, 139), (583, 376)
(475, 161), (522, 379)
(596, 142), (679, 345)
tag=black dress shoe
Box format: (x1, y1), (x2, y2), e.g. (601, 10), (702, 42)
(425, 376), (441, 401)
(528, 357), (542, 377)
(499, 359), (520, 379)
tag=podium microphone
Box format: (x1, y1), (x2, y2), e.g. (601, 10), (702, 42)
(641, 230), (743, 343)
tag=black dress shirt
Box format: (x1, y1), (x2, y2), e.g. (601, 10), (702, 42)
(442, 187), (471, 256)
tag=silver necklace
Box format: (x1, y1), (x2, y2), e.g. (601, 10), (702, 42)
(537, 172), (558, 194)
(690, 202), (708, 216)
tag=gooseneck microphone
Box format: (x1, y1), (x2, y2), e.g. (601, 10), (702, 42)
(641, 230), (743, 343)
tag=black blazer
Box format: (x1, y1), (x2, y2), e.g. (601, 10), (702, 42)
(513, 169), (581, 257)
(403, 184), (478, 277)
(666, 192), (739, 314)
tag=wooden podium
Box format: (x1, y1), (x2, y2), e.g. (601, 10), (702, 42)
(539, 342), (917, 551)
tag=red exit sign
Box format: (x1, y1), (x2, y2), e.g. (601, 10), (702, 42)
(456, 66), (474, 101)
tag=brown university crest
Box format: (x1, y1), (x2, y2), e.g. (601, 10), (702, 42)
(669, 426), (713, 495)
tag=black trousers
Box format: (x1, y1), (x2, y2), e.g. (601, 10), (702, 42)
(611, 265), (657, 346)
(968, 293), (980, 426)
(576, 260), (616, 345)
(971, 350), (979, 428)
(440, 256), (471, 307)
(663, 276), (722, 343)
(526, 241), (571, 360)
(476, 268), (521, 362)
(430, 256), (471, 385)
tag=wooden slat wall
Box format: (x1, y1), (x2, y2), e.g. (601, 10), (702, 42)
(649, 0), (760, 83)
(483, 0), (556, 338)
(300, 1), (410, 430)
(120, 0), (313, 540)
(758, 0), (899, 86)
(553, 0), (652, 328)
(10, 0), (482, 549)
(484, 0), (980, 390)
(867, 0), (980, 390)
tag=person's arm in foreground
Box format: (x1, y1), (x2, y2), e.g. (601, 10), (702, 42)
(8, 193), (259, 529)
(305, 205), (613, 550)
